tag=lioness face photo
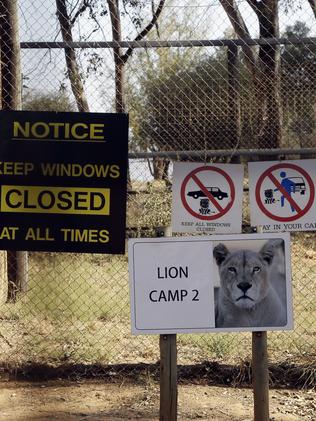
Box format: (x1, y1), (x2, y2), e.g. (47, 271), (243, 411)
(213, 239), (288, 328)
(214, 246), (271, 310)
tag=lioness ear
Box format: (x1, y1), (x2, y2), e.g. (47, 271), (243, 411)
(260, 240), (278, 264)
(213, 243), (229, 265)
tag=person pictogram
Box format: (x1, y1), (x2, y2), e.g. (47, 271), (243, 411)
(274, 171), (296, 212)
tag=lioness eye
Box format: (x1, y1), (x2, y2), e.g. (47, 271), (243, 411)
(253, 266), (261, 273)
(228, 267), (236, 273)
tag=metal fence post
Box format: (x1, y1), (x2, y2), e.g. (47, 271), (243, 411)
(155, 226), (177, 421)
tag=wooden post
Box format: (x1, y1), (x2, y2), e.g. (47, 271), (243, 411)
(160, 334), (177, 421)
(155, 226), (177, 421)
(252, 331), (269, 421)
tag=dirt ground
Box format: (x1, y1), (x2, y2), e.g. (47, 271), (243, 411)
(0, 380), (315, 421)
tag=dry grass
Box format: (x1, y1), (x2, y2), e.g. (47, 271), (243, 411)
(0, 192), (315, 382)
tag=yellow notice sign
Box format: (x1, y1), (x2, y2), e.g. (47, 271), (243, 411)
(1, 185), (110, 215)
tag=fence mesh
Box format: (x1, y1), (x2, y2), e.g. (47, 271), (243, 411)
(0, 0), (315, 381)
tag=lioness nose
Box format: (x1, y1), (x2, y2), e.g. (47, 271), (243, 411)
(237, 282), (252, 293)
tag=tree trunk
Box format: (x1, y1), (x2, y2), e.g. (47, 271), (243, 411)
(220, 0), (282, 152)
(107, 0), (126, 113)
(219, 0), (256, 75)
(227, 44), (241, 163)
(255, 0), (282, 150)
(0, 0), (22, 109)
(107, 0), (133, 189)
(307, 0), (316, 19)
(56, 0), (90, 112)
(114, 59), (126, 114)
(0, 4), (4, 305)
(0, 251), (7, 305)
(0, 0), (28, 301)
(107, 0), (166, 184)
(152, 157), (170, 181)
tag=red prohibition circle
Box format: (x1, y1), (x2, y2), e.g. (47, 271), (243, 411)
(180, 166), (235, 221)
(255, 163), (315, 222)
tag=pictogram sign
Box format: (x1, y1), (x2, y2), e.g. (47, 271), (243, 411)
(172, 162), (243, 234)
(180, 166), (235, 221)
(256, 163), (314, 222)
(249, 160), (316, 232)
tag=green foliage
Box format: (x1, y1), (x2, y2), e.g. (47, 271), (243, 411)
(281, 22), (316, 146)
(127, 183), (171, 230)
(135, 55), (232, 152)
(126, 1), (209, 153)
(128, 20), (316, 153)
(22, 253), (129, 322)
(23, 91), (75, 112)
(178, 333), (238, 360)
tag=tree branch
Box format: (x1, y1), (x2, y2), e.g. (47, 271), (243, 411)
(70, 0), (90, 26)
(121, 0), (165, 63)
(107, 0), (126, 112)
(307, 0), (316, 19)
(219, 0), (257, 73)
(107, 0), (122, 45)
(245, 0), (261, 14)
(56, 0), (90, 112)
(151, 0), (161, 37)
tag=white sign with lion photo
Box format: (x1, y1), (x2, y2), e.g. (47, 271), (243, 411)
(128, 233), (293, 334)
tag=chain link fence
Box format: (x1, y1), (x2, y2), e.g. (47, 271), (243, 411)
(0, 0), (315, 384)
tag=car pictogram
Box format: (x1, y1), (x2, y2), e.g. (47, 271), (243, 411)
(287, 177), (306, 194)
(187, 187), (228, 200)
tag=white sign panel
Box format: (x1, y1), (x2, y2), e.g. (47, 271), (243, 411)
(171, 162), (244, 234)
(128, 233), (293, 334)
(249, 160), (316, 232)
